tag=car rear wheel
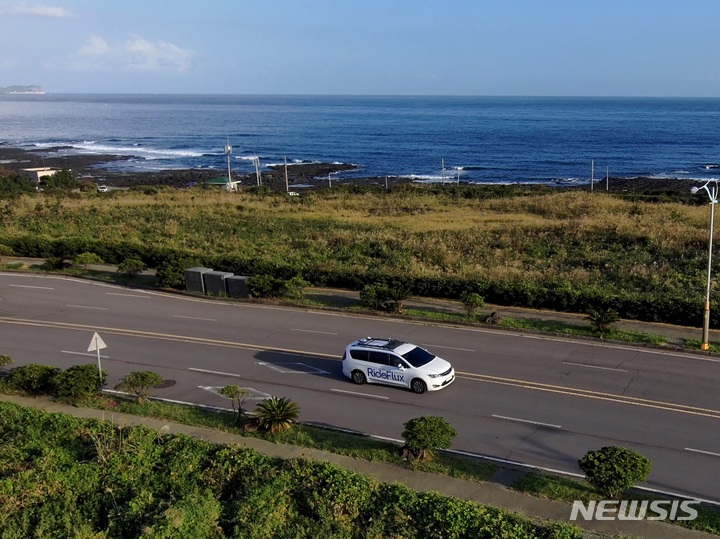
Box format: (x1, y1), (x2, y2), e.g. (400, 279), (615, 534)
(410, 378), (427, 394)
(351, 370), (367, 385)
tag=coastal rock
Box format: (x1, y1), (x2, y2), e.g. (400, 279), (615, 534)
(0, 145), (701, 194)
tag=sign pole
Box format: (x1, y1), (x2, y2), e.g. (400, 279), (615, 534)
(87, 332), (108, 384)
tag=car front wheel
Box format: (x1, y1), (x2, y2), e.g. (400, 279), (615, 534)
(410, 379), (427, 394)
(351, 370), (367, 385)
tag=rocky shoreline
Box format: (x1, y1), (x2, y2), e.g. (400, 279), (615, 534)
(0, 144), (701, 194)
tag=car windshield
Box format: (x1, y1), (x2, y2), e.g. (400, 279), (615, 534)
(401, 346), (435, 367)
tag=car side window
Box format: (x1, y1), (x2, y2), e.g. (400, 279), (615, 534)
(368, 351), (389, 365)
(392, 355), (407, 368)
(350, 349), (369, 362)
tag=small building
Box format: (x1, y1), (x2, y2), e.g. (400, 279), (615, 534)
(21, 167), (58, 182)
(205, 176), (242, 191)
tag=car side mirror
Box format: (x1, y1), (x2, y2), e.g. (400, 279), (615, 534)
(397, 363), (404, 370)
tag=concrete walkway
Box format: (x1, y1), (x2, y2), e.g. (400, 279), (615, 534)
(0, 393), (714, 539)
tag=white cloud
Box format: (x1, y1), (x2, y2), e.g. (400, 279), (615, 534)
(76, 34), (110, 56)
(70, 34), (196, 73)
(0, 2), (73, 18)
(124, 35), (195, 72)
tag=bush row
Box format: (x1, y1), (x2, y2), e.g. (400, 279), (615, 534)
(0, 234), (709, 327)
(4, 363), (105, 403)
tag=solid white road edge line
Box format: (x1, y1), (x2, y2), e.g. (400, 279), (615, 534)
(66, 304), (109, 310)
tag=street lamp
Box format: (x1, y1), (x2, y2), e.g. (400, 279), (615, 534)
(691, 179), (719, 350)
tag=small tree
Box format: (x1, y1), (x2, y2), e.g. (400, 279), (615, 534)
(74, 252), (105, 270)
(578, 446), (651, 497)
(460, 292), (485, 320)
(117, 258), (147, 278)
(115, 371), (164, 404)
(585, 307), (620, 333)
(219, 385), (250, 425)
(252, 396), (300, 433)
(401, 416), (458, 462)
(53, 364), (106, 403)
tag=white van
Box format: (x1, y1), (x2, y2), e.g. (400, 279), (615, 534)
(341, 337), (455, 394)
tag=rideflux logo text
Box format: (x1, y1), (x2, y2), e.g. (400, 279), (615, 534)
(569, 500), (699, 521)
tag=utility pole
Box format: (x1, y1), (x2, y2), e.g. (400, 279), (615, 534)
(254, 156), (261, 186)
(284, 156), (289, 193)
(606, 165), (609, 191)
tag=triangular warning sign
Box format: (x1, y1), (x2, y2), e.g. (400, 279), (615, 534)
(87, 332), (107, 352)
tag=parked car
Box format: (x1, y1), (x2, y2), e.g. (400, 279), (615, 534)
(341, 337), (455, 394)
(97, 185), (108, 192)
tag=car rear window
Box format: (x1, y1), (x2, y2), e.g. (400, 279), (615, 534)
(401, 346), (435, 367)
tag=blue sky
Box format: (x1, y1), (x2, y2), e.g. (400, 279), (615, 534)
(1, 0), (719, 96)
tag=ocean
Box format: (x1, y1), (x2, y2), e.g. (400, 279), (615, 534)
(2, 94), (720, 186)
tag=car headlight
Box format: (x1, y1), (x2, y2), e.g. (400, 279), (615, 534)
(427, 373), (441, 378)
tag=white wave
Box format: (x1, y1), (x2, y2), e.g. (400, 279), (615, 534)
(74, 142), (204, 159)
(407, 173), (460, 183)
(33, 140), (204, 159)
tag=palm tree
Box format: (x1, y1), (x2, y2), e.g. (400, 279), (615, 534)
(253, 397), (300, 433)
(586, 307), (620, 333)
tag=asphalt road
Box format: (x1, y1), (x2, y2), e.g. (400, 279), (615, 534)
(1, 273), (719, 503)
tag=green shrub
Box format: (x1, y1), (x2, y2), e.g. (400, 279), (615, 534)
(359, 283), (395, 312)
(117, 257), (147, 277)
(73, 251), (105, 269)
(53, 364), (106, 403)
(401, 416), (458, 462)
(156, 253), (200, 289)
(252, 396), (300, 433)
(0, 244), (14, 260)
(460, 292), (485, 320)
(114, 371), (164, 404)
(578, 446), (651, 497)
(247, 274), (306, 299)
(42, 256), (65, 271)
(6, 364), (60, 393)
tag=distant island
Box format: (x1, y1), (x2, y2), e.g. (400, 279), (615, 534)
(0, 85), (44, 94)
